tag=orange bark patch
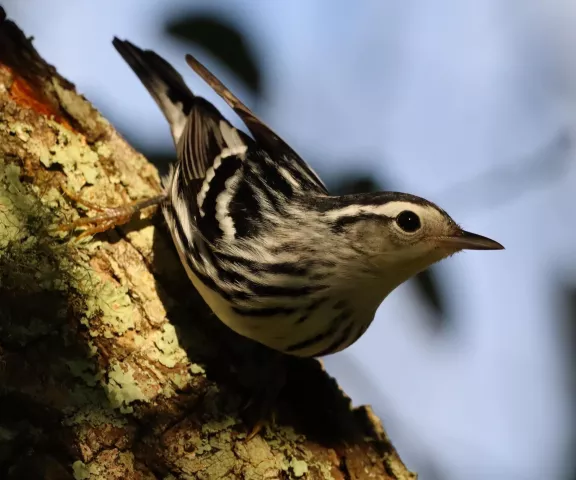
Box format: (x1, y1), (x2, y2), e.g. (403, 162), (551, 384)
(6, 67), (74, 130)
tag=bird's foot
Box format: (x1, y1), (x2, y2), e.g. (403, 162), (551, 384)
(57, 185), (165, 239)
(242, 387), (280, 441)
(245, 407), (279, 441)
(240, 353), (286, 441)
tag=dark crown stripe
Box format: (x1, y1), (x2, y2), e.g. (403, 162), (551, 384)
(313, 192), (437, 213)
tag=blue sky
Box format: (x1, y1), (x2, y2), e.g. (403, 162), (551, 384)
(8, 1), (576, 478)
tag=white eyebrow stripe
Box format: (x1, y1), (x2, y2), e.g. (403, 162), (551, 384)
(323, 202), (437, 221)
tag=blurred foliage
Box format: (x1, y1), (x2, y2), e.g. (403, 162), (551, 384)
(413, 269), (445, 320)
(330, 172), (447, 327)
(438, 130), (571, 216)
(143, 151), (174, 178)
(166, 13), (261, 96)
(329, 174), (381, 196)
(561, 283), (576, 480)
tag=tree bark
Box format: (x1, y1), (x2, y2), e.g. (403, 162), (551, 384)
(0, 9), (415, 480)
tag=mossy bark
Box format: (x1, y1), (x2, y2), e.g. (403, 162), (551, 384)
(0, 9), (415, 480)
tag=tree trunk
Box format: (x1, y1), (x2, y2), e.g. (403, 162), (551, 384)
(0, 9), (415, 480)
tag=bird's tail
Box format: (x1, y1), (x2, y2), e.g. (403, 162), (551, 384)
(113, 37), (194, 144)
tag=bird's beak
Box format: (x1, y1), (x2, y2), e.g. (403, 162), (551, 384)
(437, 230), (504, 251)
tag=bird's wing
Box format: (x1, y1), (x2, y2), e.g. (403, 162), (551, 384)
(113, 38), (194, 144)
(113, 38), (257, 240)
(185, 53), (328, 195)
(113, 38), (327, 245)
(113, 38), (252, 181)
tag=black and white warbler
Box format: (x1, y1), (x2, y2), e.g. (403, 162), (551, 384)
(88, 38), (504, 358)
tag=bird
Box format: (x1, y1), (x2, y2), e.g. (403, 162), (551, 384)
(73, 38), (504, 360)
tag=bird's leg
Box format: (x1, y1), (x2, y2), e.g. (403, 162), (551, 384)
(58, 185), (166, 239)
(242, 351), (287, 441)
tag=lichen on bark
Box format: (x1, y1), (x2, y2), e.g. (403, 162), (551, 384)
(0, 8), (415, 480)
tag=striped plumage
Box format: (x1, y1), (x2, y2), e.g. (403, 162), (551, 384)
(113, 38), (503, 357)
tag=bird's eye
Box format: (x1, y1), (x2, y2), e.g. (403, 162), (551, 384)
(396, 210), (421, 233)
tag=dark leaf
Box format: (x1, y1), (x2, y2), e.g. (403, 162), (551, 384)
(413, 268), (445, 324)
(144, 152), (175, 178)
(560, 283), (576, 390)
(330, 173), (381, 195)
(166, 14), (261, 96)
(559, 282), (576, 480)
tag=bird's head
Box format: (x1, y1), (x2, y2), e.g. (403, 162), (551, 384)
(320, 192), (503, 290)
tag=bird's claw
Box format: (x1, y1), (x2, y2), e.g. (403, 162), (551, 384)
(57, 186), (164, 239)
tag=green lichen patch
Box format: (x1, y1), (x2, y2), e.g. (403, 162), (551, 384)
(0, 158), (78, 345)
(162, 423), (239, 480)
(234, 437), (286, 479)
(201, 416), (238, 436)
(100, 239), (166, 325)
(0, 163), (38, 247)
(63, 404), (127, 429)
(72, 460), (90, 480)
(75, 449), (140, 480)
(195, 449), (236, 479)
(105, 361), (148, 410)
(63, 403), (133, 463)
(151, 323), (186, 368)
(53, 78), (161, 201)
(289, 458), (309, 477)
(0, 155), (146, 395)
(65, 383), (112, 415)
(190, 363), (206, 376)
(94, 141), (112, 158)
(65, 358), (101, 387)
(52, 78), (111, 135)
(23, 118), (101, 191)
(76, 267), (136, 335)
(8, 122), (33, 143)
